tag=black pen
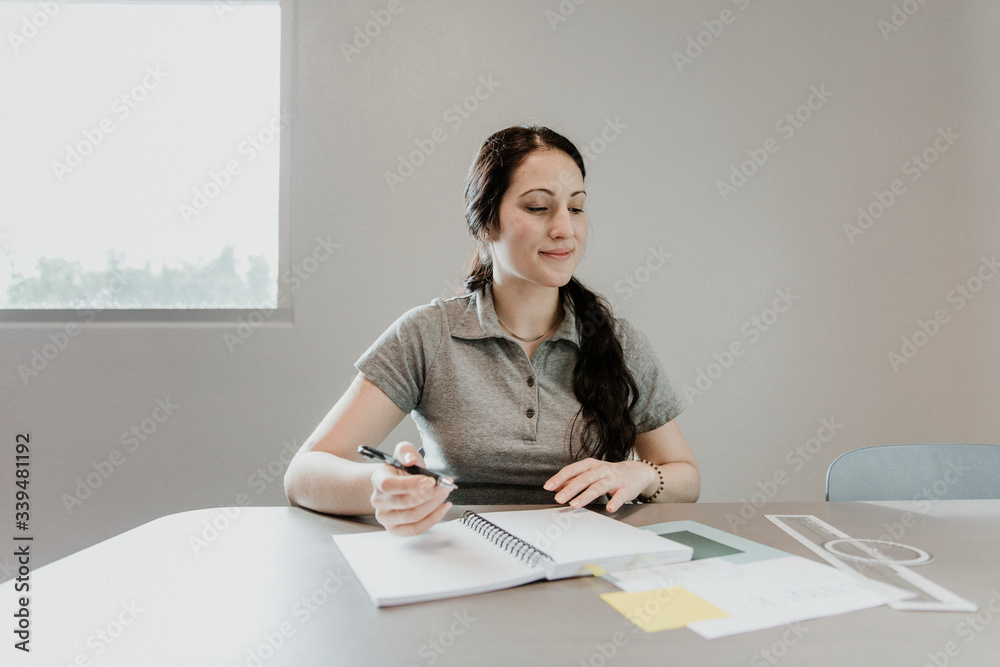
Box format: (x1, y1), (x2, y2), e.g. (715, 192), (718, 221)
(357, 445), (457, 489)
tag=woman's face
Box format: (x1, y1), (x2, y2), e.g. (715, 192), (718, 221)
(490, 149), (588, 290)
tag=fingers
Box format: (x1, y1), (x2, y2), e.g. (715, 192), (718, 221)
(392, 440), (425, 467)
(546, 459), (613, 508)
(371, 442), (452, 535)
(372, 470), (442, 508)
(543, 458), (599, 494)
(557, 470), (611, 508)
(545, 459), (647, 510)
(606, 488), (632, 513)
(563, 475), (617, 509)
(380, 496), (453, 537)
(372, 475), (453, 534)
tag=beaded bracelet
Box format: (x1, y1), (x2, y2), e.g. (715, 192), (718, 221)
(636, 459), (664, 503)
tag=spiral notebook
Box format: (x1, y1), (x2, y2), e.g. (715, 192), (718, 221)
(332, 507), (693, 607)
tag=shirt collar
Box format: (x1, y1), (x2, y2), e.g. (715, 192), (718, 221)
(450, 285), (580, 347)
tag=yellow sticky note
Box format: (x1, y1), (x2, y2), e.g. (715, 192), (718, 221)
(584, 564), (608, 577)
(600, 587), (729, 633)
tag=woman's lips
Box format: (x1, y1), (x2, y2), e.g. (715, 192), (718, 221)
(540, 249), (572, 260)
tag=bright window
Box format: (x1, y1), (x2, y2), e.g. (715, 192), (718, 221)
(0, 0), (285, 315)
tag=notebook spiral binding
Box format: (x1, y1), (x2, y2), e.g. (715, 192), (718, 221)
(459, 511), (554, 568)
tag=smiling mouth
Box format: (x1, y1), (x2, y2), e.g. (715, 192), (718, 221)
(540, 249), (572, 259)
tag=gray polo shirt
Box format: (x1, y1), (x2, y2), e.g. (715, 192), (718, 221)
(355, 286), (683, 504)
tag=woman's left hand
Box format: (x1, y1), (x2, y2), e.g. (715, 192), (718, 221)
(543, 458), (657, 512)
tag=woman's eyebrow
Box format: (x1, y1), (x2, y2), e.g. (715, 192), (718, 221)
(518, 188), (587, 197)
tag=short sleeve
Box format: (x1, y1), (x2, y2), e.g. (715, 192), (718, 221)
(355, 303), (446, 414)
(617, 319), (684, 433)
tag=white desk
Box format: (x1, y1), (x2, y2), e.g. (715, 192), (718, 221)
(3, 501), (999, 666)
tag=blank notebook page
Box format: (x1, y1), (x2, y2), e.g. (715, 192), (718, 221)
(484, 508), (692, 578)
(333, 519), (542, 606)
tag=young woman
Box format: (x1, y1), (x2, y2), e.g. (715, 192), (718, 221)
(284, 126), (698, 535)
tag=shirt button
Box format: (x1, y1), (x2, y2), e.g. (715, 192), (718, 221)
(525, 408), (535, 419)
(527, 376), (535, 387)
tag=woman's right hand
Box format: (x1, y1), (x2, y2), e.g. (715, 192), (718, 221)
(370, 441), (453, 536)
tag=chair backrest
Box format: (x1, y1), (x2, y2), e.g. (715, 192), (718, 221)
(825, 444), (1000, 501)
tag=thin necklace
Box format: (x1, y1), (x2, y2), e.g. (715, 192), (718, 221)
(497, 315), (556, 342)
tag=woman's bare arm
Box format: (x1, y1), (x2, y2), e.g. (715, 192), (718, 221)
(284, 373), (409, 515)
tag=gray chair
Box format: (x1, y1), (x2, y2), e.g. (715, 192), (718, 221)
(825, 444), (1000, 501)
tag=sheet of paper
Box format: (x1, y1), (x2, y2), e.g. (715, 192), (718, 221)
(604, 556), (733, 592)
(600, 586), (729, 632)
(766, 514), (976, 612)
(606, 555), (888, 638)
(646, 519), (912, 604)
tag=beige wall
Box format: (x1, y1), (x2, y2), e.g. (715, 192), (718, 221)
(2, 0), (997, 570)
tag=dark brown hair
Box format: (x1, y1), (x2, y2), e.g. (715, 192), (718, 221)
(463, 125), (639, 462)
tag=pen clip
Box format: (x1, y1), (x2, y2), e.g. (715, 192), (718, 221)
(358, 445), (400, 468)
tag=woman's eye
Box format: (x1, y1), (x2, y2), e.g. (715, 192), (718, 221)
(570, 208), (585, 214)
(526, 206), (547, 213)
